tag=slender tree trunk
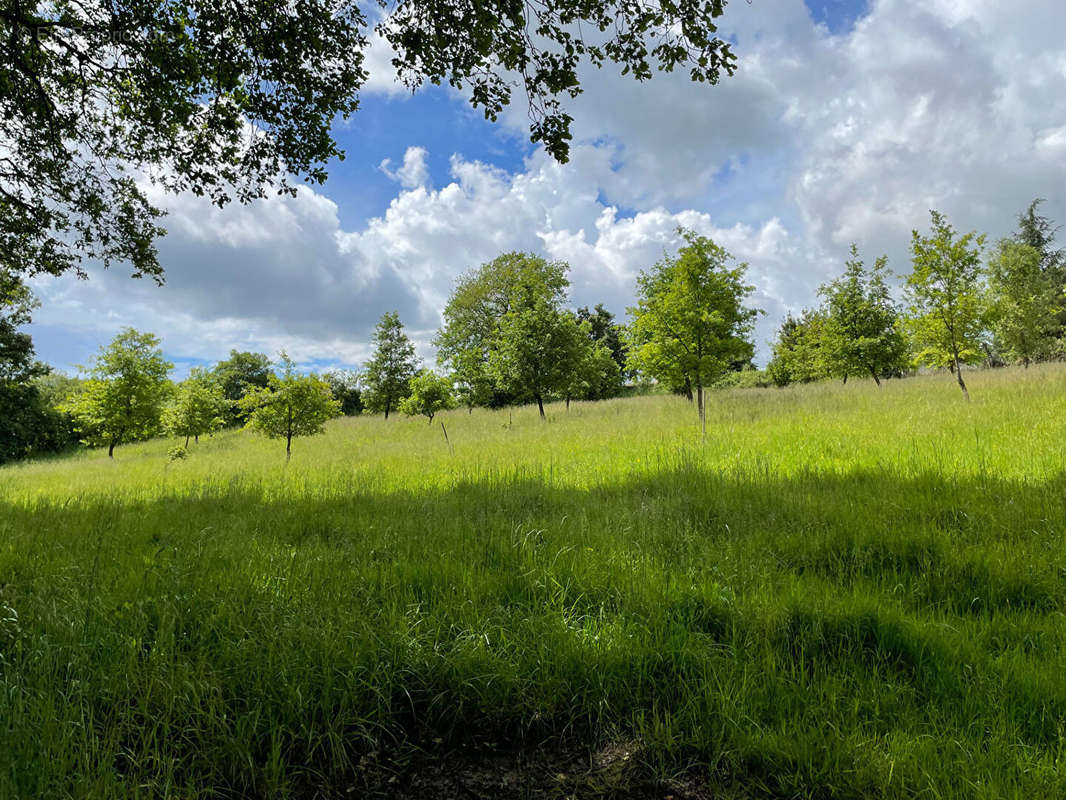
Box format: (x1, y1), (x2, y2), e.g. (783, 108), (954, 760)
(867, 365), (881, 387)
(108, 438), (116, 458)
(697, 382), (706, 436)
(683, 377), (693, 402)
(566, 396), (571, 411)
(842, 373), (848, 385)
(954, 353), (970, 400)
(427, 413), (434, 424)
(194, 434), (199, 444)
(184, 434), (190, 448)
(384, 398), (390, 420)
(536, 394), (545, 419)
(286, 432), (292, 461)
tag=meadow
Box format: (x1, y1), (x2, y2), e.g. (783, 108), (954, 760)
(2, 365), (1066, 798)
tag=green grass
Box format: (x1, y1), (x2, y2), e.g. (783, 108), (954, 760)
(3, 365), (1066, 798)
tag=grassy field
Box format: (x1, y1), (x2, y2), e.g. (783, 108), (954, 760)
(3, 365), (1066, 798)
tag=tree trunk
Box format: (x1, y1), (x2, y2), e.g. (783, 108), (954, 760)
(194, 434), (199, 444)
(868, 365), (881, 387)
(536, 394), (545, 419)
(427, 413), (434, 424)
(697, 382), (706, 436)
(683, 377), (693, 402)
(566, 396), (571, 411)
(108, 438), (116, 458)
(954, 355), (970, 401)
(184, 434), (190, 448)
(384, 399), (390, 420)
(286, 432), (292, 461)
(842, 373), (848, 385)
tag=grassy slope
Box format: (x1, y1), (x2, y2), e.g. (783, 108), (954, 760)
(2, 366), (1066, 798)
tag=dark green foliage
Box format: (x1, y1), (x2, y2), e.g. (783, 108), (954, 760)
(0, 270), (74, 462)
(323, 369), (363, 416)
(767, 310), (830, 387)
(363, 312), (418, 419)
(1014, 199), (1066, 338)
(212, 350), (273, 425)
(435, 252), (568, 410)
(1, 0), (739, 280)
(576, 304), (630, 386)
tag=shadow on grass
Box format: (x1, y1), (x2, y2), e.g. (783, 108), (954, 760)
(4, 466), (1066, 797)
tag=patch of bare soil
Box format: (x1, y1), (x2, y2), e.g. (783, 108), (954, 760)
(327, 740), (720, 800)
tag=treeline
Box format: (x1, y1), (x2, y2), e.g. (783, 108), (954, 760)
(767, 201), (1065, 397)
(1, 199), (1062, 462)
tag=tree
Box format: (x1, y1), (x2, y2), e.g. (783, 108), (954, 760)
(323, 369), (363, 416)
(212, 350), (274, 425)
(240, 354), (340, 460)
(985, 240), (1059, 367)
(363, 312), (418, 419)
(576, 304), (630, 385)
(564, 336), (622, 407)
(489, 298), (586, 419)
(904, 210), (986, 400)
(2, 0), (738, 282)
(0, 272), (58, 463)
(766, 310), (830, 387)
(435, 252), (568, 410)
(163, 368), (227, 447)
(818, 245), (909, 387)
(400, 370), (455, 423)
(1014, 199), (1066, 337)
(627, 230), (760, 433)
(60, 328), (173, 457)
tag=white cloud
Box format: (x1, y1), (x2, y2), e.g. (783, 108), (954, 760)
(27, 0), (1066, 374)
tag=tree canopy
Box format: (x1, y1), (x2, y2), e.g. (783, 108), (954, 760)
(905, 210), (986, 399)
(628, 229), (759, 432)
(60, 328), (173, 456)
(399, 369), (455, 423)
(163, 368), (227, 447)
(240, 354), (340, 459)
(363, 311), (419, 419)
(818, 245), (908, 386)
(1, 0), (738, 281)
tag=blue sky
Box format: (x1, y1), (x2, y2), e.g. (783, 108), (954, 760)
(27, 0), (1066, 375)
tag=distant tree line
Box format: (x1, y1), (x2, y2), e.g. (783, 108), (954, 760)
(767, 201), (1065, 398)
(1, 199), (1063, 462)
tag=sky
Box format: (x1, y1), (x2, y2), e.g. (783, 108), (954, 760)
(26, 0), (1066, 375)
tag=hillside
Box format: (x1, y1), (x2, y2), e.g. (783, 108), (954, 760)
(3, 366), (1066, 798)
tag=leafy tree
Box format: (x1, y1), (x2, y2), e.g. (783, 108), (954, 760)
(985, 240), (1059, 367)
(435, 252), (567, 410)
(489, 297), (586, 419)
(60, 328), (173, 457)
(576, 304), (630, 384)
(564, 337), (622, 407)
(904, 210), (986, 400)
(2, 0), (738, 281)
(240, 354), (340, 460)
(818, 245), (909, 387)
(363, 312), (419, 419)
(627, 229), (760, 433)
(399, 370), (455, 423)
(163, 368), (227, 447)
(766, 310), (830, 387)
(323, 369), (363, 416)
(212, 350), (273, 425)
(1014, 199), (1066, 336)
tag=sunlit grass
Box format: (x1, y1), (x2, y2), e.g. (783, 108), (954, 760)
(3, 365), (1066, 797)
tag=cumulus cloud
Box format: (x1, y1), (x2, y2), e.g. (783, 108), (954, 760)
(27, 0), (1066, 373)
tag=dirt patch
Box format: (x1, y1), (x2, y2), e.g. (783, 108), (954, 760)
(330, 740), (718, 800)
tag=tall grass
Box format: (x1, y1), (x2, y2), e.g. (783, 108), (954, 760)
(2, 365), (1066, 797)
